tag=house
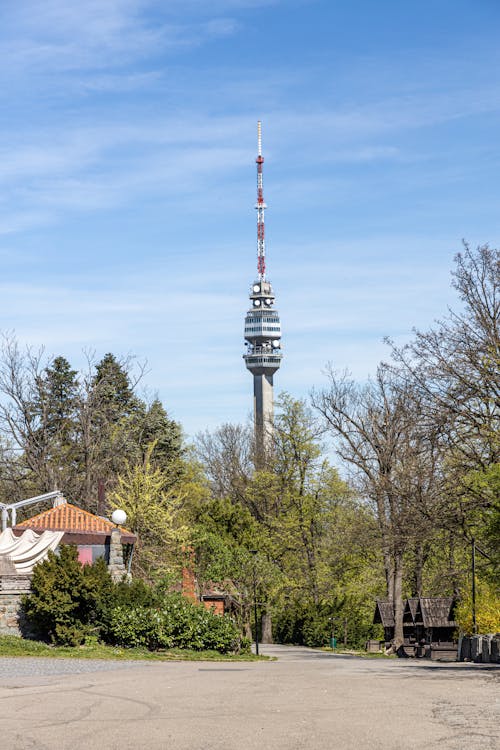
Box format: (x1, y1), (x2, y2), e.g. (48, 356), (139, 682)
(13, 501), (136, 570)
(0, 497), (136, 635)
(181, 562), (240, 617)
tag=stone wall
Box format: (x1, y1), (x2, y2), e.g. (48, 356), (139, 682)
(0, 574), (32, 635)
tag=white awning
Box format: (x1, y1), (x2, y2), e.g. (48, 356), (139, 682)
(0, 528), (64, 574)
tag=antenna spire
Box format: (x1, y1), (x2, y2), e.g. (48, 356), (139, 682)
(255, 120), (266, 280)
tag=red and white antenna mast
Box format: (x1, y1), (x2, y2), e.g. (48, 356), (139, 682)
(255, 120), (267, 280)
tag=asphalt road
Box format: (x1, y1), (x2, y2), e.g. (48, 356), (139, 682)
(0, 644), (498, 750)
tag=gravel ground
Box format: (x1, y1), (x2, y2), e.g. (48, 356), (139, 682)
(0, 656), (144, 678)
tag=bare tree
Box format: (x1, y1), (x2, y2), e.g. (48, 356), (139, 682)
(312, 365), (443, 648)
(390, 244), (499, 469)
(195, 423), (253, 502)
(0, 335), (62, 494)
(388, 244), (500, 543)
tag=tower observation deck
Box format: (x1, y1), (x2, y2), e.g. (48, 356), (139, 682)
(243, 122), (282, 457)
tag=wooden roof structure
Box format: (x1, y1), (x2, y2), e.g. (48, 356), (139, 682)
(373, 599), (395, 627)
(375, 597), (457, 629)
(403, 598), (421, 624)
(417, 597), (456, 628)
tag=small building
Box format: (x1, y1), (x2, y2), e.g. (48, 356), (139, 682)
(201, 584), (240, 617)
(374, 598), (423, 646)
(374, 597), (457, 652)
(13, 501), (136, 568)
(416, 597), (457, 644)
(0, 498), (136, 635)
(181, 563), (240, 617)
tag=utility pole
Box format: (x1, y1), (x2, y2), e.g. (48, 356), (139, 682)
(251, 550), (259, 655)
(472, 538), (477, 635)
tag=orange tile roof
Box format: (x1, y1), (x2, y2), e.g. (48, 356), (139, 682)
(16, 502), (131, 535)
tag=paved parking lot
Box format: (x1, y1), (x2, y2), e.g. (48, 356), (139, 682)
(0, 644), (498, 749)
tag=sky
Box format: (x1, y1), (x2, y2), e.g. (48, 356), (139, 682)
(1, 0), (500, 439)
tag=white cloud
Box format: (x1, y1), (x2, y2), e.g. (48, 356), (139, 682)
(0, 0), (243, 78)
(1, 79), (498, 237)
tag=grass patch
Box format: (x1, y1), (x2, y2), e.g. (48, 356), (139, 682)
(0, 635), (269, 662)
(320, 646), (395, 658)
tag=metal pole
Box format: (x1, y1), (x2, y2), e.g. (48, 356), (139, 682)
(472, 538), (477, 635)
(253, 562), (259, 656)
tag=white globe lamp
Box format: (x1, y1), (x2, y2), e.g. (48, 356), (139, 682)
(111, 509), (127, 527)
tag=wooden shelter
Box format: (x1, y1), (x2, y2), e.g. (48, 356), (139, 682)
(374, 597), (457, 651)
(417, 597), (457, 643)
(373, 599), (395, 644)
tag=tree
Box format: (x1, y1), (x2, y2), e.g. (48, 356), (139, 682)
(0, 340), (184, 513)
(109, 444), (196, 582)
(390, 245), (499, 490)
(389, 244), (499, 599)
(195, 395), (380, 647)
(312, 366), (443, 648)
(0, 339), (82, 497)
(30, 356), (80, 493)
(92, 353), (140, 422)
(196, 423), (253, 502)
(138, 399), (183, 474)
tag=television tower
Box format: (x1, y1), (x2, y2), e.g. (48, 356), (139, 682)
(243, 121), (283, 459)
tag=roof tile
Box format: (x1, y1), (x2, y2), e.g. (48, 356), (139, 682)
(15, 502), (131, 535)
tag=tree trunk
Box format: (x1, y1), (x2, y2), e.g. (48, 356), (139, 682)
(243, 621), (252, 641)
(261, 612), (273, 643)
(411, 542), (425, 598)
(385, 553), (395, 601)
(392, 552), (404, 649)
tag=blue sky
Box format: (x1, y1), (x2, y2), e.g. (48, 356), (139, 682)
(1, 0), (500, 438)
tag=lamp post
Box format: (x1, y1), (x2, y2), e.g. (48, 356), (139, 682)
(471, 537), (477, 635)
(329, 616), (340, 650)
(250, 550), (259, 655)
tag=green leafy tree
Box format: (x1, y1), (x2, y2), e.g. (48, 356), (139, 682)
(455, 580), (500, 635)
(195, 395), (383, 647)
(109, 444), (197, 581)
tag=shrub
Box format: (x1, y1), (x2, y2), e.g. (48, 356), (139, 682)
(22, 546), (114, 645)
(22, 548), (244, 653)
(113, 578), (160, 608)
(108, 594), (243, 653)
(106, 606), (171, 649)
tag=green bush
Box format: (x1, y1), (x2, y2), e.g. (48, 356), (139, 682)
(273, 601), (332, 647)
(22, 546), (114, 645)
(273, 599), (378, 649)
(113, 577), (160, 608)
(22, 548), (244, 653)
(108, 594), (243, 653)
